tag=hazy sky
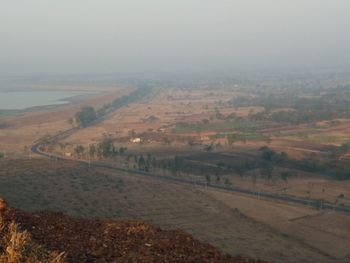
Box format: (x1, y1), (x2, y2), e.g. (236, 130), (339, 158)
(1, 0), (350, 76)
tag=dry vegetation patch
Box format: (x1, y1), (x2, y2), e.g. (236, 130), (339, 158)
(0, 159), (343, 262)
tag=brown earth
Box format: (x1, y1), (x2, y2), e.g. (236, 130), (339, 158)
(0, 159), (344, 263)
(0, 198), (266, 263)
(0, 86), (131, 155)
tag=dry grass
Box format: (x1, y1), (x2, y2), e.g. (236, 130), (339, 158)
(0, 219), (65, 263)
(0, 87), (129, 155)
(0, 159), (341, 263)
(206, 189), (350, 260)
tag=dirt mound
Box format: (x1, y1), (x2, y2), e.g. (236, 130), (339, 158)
(0, 199), (267, 263)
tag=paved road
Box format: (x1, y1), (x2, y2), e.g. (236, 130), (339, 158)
(30, 86), (350, 215)
(31, 142), (350, 215)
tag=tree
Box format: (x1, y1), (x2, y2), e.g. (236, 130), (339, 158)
(40, 135), (53, 147)
(204, 143), (213, 152)
(224, 178), (231, 186)
(129, 129), (136, 138)
(280, 171), (294, 184)
(205, 174), (211, 184)
(98, 138), (115, 158)
(0, 152), (4, 159)
(251, 174), (257, 186)
(125, 154), (132, 168)
(119, 147), (127, 155)
(174, 156), (183, 173)
(74, 145), (85, 157)
(74, 106), (97, 128)
(187, 137), (196, 147)
(162, 137), (172, 145)
(89, 144), (96, 158)
(68, 117), (74, 127)
(235, 166), (245, 180)
(58, 143), (65, 151)
(260, 146), (276, 162)
(227, 134), (238, 145)
(23, 145), (29, 155)
(152, 157), (157, 169)
(260, 162), (274, 182)
(138, 155), (146, 170)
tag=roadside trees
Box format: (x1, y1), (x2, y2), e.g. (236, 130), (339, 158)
(89, 144), (96, 159)
(74, 106), (97, 128)
(74, 145), (85, 157)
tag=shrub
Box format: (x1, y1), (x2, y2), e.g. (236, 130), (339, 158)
(0, 219), (65, 263)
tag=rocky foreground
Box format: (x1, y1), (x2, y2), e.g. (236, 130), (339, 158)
(0, 198), (267, 263)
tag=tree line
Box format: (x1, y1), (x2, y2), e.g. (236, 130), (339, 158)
(73, 138), (127, 159)
(231, 87), (350, 124)
(72, 85), (153, 128)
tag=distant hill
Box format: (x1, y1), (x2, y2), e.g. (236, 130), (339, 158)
(0, 198), (266, 263)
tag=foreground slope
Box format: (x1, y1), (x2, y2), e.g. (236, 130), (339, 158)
(0, 198), (264, 263)
(1, 159), (343, 262)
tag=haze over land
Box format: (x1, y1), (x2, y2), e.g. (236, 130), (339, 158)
(1, 1), (350, 263)
(1, 0), (350, 77)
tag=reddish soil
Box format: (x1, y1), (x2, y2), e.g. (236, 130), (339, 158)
(1, 199), (267, 263)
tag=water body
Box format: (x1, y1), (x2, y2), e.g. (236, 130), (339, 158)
(0, 91), (87, 110)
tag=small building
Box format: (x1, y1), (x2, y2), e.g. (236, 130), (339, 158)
(131, 138), (141, 143)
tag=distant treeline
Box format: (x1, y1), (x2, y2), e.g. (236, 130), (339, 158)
(231, 85), (350, 124)
(161, 145), (350, 181)
(73, 85), (153, 128)
(74, 138), (127, 159)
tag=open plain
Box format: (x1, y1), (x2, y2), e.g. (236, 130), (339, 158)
(1, 80), (350, 262)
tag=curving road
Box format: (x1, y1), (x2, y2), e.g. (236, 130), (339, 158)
(31, 142), (350, 215)
(30, 86), (350, 215)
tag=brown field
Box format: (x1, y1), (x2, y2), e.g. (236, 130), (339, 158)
(1, 85), (350, 262)
(1, 159), (349, 262)
(61, 88), (253, 146)
(0, 86), (131, 155)
(226, 176), (350, 207)
(182, 151), (350, 206)
(206, 189), (350, 260)
(56, 88), (350, 162)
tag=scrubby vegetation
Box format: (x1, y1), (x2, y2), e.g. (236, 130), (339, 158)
(0, 201), (64, 263)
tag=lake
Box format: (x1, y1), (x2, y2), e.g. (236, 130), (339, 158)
(0, 91), (87, 110)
